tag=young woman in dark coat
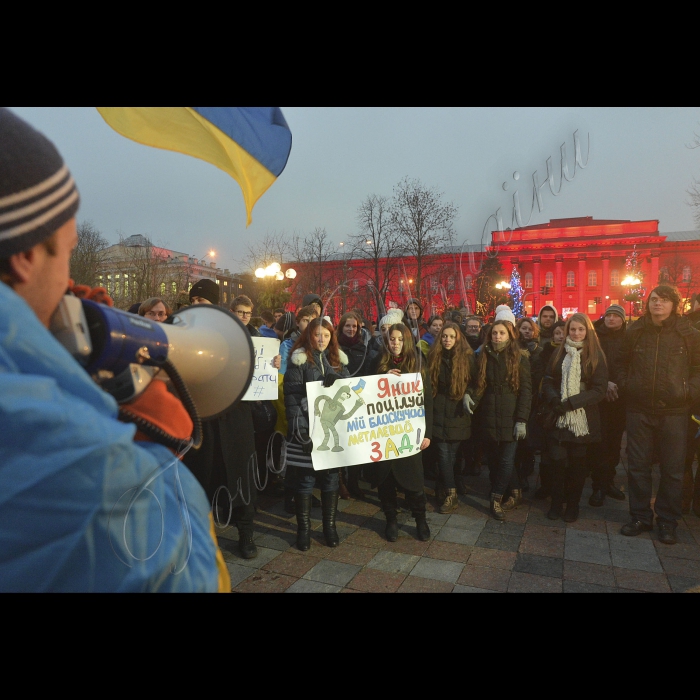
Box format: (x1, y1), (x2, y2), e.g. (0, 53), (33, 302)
(427, 322), (477, 514)
(474, 320), (532, 520)
(371, 322), (433, 542)
(531, 320), (566, 499)
(284, 318), (350, 551)
(336, 310), (375, 498)
(542, 313), (608, 523)
(509, 317), (543, 501)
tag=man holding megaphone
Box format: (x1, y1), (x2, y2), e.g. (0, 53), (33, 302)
(0, 108), (230, 592)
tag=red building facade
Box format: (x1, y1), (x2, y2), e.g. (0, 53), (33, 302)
(286, 217), (700, 323)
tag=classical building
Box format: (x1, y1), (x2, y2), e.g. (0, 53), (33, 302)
(100, 234), (241, 309)
(287, 217), (700, 322)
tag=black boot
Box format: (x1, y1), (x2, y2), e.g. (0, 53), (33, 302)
(284, 487), (295, 514)
(295, 493), (312, 551)
(534, 459), (553, 499)
(321, 490), (340, 547)
(237, 528), (258, 559)
(415, 514), (431, 541)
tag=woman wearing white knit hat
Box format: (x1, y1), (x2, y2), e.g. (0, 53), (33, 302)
(541, 313), (608, 523)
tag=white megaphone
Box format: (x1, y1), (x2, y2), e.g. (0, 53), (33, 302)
(50, 295), (254, 419)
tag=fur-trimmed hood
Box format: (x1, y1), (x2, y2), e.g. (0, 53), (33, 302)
(291, 347), (349, 367)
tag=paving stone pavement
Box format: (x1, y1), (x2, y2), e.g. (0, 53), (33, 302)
(218, 457), (700, 593)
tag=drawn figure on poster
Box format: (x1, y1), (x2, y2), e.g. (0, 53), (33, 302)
(314, 385), (365, 452)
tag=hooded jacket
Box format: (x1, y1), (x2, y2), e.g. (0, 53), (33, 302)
(0, 282), (223, 592)
(593, 316), (627, 385)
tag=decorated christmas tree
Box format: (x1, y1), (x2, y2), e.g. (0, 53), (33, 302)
(509, 266), (524, 318)
(622, 245), (646, 318)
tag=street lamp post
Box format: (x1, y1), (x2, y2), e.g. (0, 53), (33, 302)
(622, 274), (641, 320)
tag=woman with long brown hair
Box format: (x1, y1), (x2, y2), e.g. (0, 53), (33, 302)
(427, 322), (477, 513)
(475, 318), (532, 520)
(284, 317), (350, 550)
(371, 322), (433, 542)
(542, 313), (608, 523)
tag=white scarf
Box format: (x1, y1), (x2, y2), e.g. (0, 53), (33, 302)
(556, 337), (589, 437)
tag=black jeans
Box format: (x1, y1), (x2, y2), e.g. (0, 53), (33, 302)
(548, 439), (588, 507)
(378, 472), (426, 517)
(587, 399), (626, 490)
(435, 440), (461, 490)
(626, 411), (688, 527)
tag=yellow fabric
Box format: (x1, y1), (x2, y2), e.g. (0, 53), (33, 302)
(209, 513), (231, 592)
(97, 107), (277, 226)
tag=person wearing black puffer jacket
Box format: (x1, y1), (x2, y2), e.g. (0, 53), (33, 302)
(616, 285), (700, 544)
(474, 318), (532, 520)
(587, 305), (628, 507)
(542, 313), (607, 524)
(284, 318), (350, 551)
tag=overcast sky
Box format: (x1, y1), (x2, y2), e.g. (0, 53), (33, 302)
(10, 107), (700, 273)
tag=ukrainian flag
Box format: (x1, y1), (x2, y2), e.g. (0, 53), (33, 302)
(96, 107), (292, 226)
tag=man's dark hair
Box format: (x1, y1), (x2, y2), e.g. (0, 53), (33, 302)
(230, 294), (253, 310)
(260, 310), (274, 323)
(645, 285), (682, 317)
(1, 231), (59, 285)
(273, 307), (285, 315)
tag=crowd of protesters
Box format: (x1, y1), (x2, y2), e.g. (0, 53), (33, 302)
(152, 284), (700, 555)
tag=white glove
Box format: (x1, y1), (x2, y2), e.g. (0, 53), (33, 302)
(514, 422), (527, 440)
(463, 394), (475, 414)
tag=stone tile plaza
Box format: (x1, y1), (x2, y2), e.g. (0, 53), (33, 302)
(218, 455), (700, 593)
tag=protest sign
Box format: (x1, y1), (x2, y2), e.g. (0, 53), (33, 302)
(242, 337), (280, 401)
(305, 373), (426, 471)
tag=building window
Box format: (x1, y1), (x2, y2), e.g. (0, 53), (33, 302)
(172, 282), (177, 294)
(545, 272), (554, 288)
(431, 276), (438, 293)
(566, 271), (575, 287)
(216, 279), (220, 285)
(465, 275), (473, 289)
(399, 279), (404, 292)
(611, 269), (620, 286)
(588, 299), (597, 314)
(524, 273), (533, 289)
(683, 266), (692, 282)
(224, 281), (228, 286)
(448, 276), (454, 291)
(238, 284), (243, 289)
(353, 279), (359, 291)
(160, 283), (166, 295)
(588, 270), (597, 286)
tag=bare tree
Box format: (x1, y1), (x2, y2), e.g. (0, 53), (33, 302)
(242, 231), (292, 275)
(289, 227), (335, 306)
(659, 247), (699, 307)
(390, 177), (458, 304)
(688, 177), (700, 229)
(345, 194), (400, 317)
(70, 220), (109, 286)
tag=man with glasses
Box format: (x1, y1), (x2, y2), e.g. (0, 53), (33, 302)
(616, 285), (700, 545)
(465, 316), (482, 351)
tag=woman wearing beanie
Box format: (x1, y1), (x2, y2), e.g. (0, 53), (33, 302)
(369, 309), (404, 360)
(532, 320), (566, 499)
(284, 318), (350, 550)
(428, 322), (477, 514)
(474, 320), (531, 520)
(370, 323), (433, 542)
(542, 313), (607, 523)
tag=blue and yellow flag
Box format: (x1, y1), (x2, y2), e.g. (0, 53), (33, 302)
(96, 107), (292, 226)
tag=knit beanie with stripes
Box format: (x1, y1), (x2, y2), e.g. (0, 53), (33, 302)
(0, 108), (80, 257)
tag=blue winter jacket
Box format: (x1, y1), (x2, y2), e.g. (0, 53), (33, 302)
(0, 283), (222, 592)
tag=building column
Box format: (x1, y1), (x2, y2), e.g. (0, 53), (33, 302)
(555, 256), (563, 313)
(578, 254), (586, 315)
(602, 254), (610, 307)
(651, 251), (660, 287)
(533, 256), (541, 315)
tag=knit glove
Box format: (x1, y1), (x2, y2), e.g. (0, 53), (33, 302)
(513, 422), (527, 440)
(463, 394), (475, 414)
(323, 372), (341, 388)
(553, 400), (570, 417)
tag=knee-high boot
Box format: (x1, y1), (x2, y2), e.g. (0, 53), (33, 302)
(563, 463), (588, 523)
(321, 490), (340, 547)
(295, 493), (312, 551)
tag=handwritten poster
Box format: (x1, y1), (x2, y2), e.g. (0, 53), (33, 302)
(242, 337), (280, 401)
(305, 373), (426, 471)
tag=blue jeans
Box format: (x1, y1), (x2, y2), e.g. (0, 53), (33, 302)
(296, 468), (339, 495)
(436, 440), (461, 489)
(485, 440), (518, 496)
